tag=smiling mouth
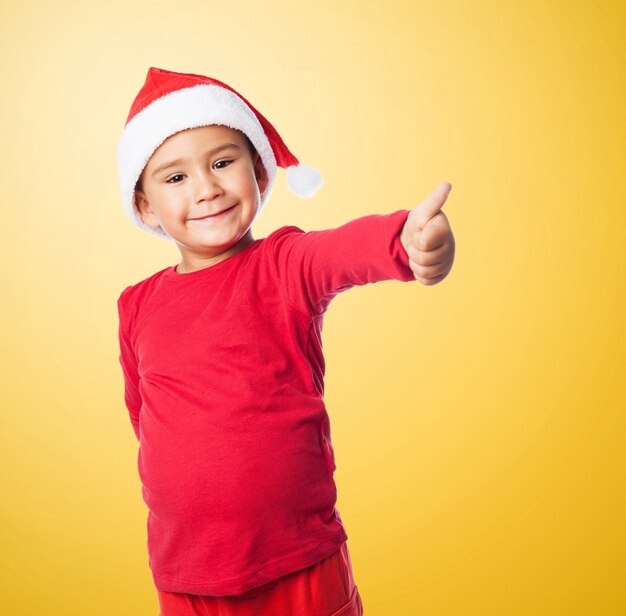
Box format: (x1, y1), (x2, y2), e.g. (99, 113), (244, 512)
(191, 204), (238, 220)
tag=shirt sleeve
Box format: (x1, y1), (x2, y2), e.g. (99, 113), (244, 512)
(269, 209), (416, 316)
(117, 292), (142, 441)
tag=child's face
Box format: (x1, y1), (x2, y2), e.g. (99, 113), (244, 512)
(135, 125), (268, 270)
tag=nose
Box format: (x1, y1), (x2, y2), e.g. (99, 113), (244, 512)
(194, 169), (224, 204)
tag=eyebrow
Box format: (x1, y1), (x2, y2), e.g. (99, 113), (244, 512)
(151, 143), (242, 177)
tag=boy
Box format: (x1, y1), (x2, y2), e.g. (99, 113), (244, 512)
(116, 67), (455, 616)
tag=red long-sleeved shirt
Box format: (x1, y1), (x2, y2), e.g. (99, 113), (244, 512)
(116, 209), (416, 596)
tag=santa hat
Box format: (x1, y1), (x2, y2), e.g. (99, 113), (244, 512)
(117, 67), (323, 240)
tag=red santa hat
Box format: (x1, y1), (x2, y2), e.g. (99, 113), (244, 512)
(117, 67), (323, 240)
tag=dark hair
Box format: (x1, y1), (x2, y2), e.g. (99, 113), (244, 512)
(135, 129), (258, 193)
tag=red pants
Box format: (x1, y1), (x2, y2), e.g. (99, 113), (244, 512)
(157, 542), (364, 616)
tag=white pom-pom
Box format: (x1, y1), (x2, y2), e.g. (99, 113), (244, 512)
(286, 165), (324, 198)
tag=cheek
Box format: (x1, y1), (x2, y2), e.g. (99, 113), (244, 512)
(160, 196), (186, 216)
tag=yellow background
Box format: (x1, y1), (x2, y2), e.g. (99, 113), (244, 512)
(1, 0), (624, 614)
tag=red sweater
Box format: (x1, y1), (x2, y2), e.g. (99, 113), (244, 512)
(117, 209), (416, 596)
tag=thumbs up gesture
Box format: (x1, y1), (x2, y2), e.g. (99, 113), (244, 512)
(399, 181), (455, 285)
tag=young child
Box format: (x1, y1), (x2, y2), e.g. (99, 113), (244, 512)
(116, 67), (455, 616)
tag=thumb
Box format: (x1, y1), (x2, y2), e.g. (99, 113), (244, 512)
(411, 181), (452, 231)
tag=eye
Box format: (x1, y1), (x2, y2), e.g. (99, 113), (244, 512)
(214, 159), (233, 169)
(166, 174), (184, 184)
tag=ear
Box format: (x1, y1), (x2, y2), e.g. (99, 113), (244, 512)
(134, 189), (160, 229)
(253, 152), (269, 197)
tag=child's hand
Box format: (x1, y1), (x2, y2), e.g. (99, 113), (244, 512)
(399, 181), (455, 285)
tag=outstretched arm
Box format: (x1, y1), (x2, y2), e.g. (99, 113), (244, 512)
(269, 209), (418, 316)
(399, 181), (455, 285)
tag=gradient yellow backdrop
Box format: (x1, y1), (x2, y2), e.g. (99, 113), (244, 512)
(1, 0), (624, 614)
